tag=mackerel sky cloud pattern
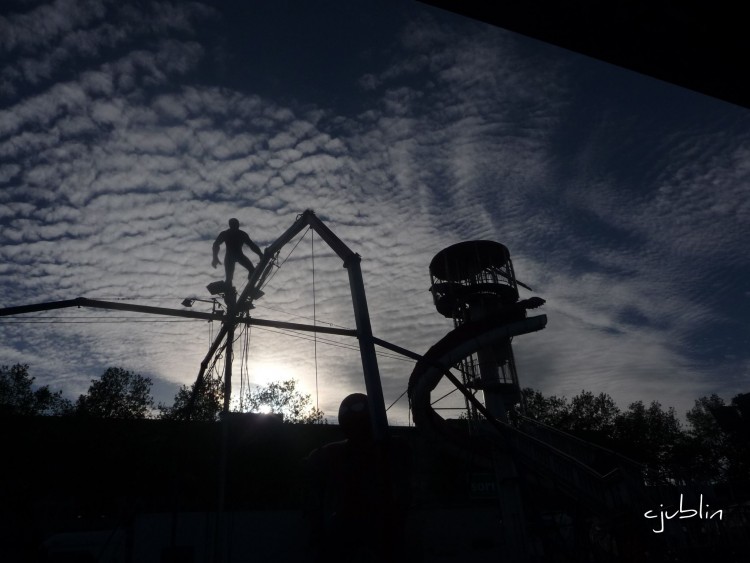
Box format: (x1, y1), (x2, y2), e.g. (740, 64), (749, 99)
(1, 0), (748, 423)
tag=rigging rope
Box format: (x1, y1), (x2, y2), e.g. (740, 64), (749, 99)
(239, 321), (251, 412)
(386, 388), (408, 412)
(431, 386), (460, 406)
(248, 324), (411, 363)
(260, 227), (311, 290)
(312, 229), (319, 411)
(204, 341), (226, 408)
(253, 303), (350, 330)
(219, 227), (314, 414)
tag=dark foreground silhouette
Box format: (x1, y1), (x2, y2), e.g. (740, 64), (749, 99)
(304, 393), (412, 563)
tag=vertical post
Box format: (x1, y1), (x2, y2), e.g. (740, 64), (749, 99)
(213, 321), (234, 563)
(223, 323), (234, 414)
(344, 254), (390, 442)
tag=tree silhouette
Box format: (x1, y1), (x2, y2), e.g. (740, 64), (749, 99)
(682, 393), (750, 483)
(75, 367), (154, 419)
(567, 390), (620, 438)
(519, 388), (621, 443)
(683, 394), (729, 482)
(502, 386), (750, 486)
(613, 400), (684, 484)
(242, 379), (324, 423)
(721, 392), (750, 480)
(519, 387), (570, 426)
(0, 363), (73, 416)
(158, 375), (223, 422)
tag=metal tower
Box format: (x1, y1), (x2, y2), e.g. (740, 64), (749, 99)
(428, 240), (539, 424)
(410, 241), (650, 562)
(409, 240), (548, 561)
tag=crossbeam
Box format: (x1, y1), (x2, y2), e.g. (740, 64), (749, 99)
(0, 297), (360, 338)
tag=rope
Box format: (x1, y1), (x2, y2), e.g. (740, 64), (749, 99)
(431, 386), (461, 406)
(252, 303), (350, 330)
(312, 230), (319, 411)
(239, 321), (251, 412)
(247, 324), (412, 363)
(386, 388), (408, 412)
(238, 324), (244, 411)
(202, 342), (226, 412)
(260, 227), (311, 290)
(228, 228), (313, 413)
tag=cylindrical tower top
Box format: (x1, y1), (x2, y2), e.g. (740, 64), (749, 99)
(429, 240), (519, 319)
(429, 240), (510, 282)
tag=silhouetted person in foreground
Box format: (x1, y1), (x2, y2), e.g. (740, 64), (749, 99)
(212, 218), (263, 286)
(304, 393), (412, 563)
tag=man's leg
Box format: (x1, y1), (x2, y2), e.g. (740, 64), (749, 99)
(225, 258), (236, 286)
(236, 253), (255, 279)
(235, 253), (264, 298)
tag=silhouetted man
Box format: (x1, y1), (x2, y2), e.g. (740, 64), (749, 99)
(212, 218), (263, 286)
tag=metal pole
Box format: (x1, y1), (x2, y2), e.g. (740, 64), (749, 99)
(344, 254), (389, 442)
(303, 210), (390, 441)
(223, 323), (234, 414)
(214, 321), (234, 563)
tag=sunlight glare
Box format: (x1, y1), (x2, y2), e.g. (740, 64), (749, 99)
(251, 361), (304, 389)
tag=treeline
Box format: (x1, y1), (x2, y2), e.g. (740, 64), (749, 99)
(0, 364), (157, 418)
(0, 363), (323, 423)
(516, 388), (749, 486)
(3, 364), (747, 484)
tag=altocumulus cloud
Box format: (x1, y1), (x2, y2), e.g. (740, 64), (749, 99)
(1, 0), (749, 424)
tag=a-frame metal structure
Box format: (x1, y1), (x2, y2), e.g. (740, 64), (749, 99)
(190, 209), (389, 438)
(0, 209), (394, 439)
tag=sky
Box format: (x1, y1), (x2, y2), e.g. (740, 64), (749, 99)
(1, 0), (748, 426)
